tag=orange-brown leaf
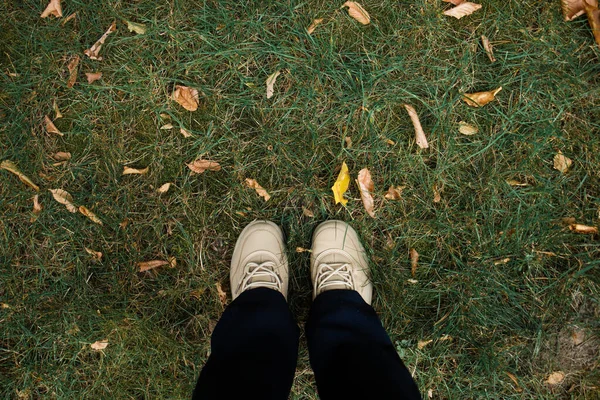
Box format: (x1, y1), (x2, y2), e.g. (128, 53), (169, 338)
(187, 159), (221, 174)
(410, 248), (419, 277)
(138, 260), (170, 272)
(173, 85), (199, 111)
(343, 2), (371, 25)
(45, 115), (63, 136)
(562, 0), (587, 21)
(123, 166), (149, 175)
(462, 87), (502, 107)
(84, 21), (117, 61)
(85, 247), (103, 260)
(49, 188), (78, 213)
(307, 18), (324, 34)
(584, 0), (600, 46)
(216, 282), (228, 305)
(384, 186), (404, 200)
(79, 206), (103, 225)
(404, 104), (429, 149)
(553, 151), (572, 173)
(31, 194), (43, 222)
(41, 0), (62, 18)
(481, 35), (496, 62)
(53, 152), (71, 161)
(569, 224), (598, 234)
(443, 2), (482, 19)
(67, 55), (80, 88)
(356, 168), (375, 217)
(245, 178), (271, 201)
(85, 72), (102, 83)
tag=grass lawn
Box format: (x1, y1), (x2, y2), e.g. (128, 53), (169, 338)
(1, 0), (600, 398)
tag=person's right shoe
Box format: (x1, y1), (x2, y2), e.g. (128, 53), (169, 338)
(310, 220), (373, 304)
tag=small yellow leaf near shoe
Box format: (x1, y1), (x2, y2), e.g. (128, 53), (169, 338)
(331, 162), (350, 205)
(342, 2), (371, 25)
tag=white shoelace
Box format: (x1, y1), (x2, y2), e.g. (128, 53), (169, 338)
(240, 261), (283, 292)
(316, 263), (354, 292)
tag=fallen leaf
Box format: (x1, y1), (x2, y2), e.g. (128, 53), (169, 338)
(187, 159), (221, 174)
(569, 224), (598, 234)
(433, 184), (442, 203)
(403, 104), (429, 149)
(571, 327), (585, 345)
(562, 0), (587, 21)
(462, 87), (502, 107)
(245, 178), (271, 201)
(458, 121), (479, 136)
(331, 162), (350, 206)
(53, 99), (63, 119)
(31, 195), (42, 222)
(344, 136), (353, 148)
(545, 371), (565, 385)
(41, 0), (62, 18)
(418, 339), (433, 349)
(266, 70), (281, 99)
(302, 206), (315, 217)
(45, 115), (63, 136)
(90, 340), (108, 350)
(553, 151), (572, 173)
(157, 183), (171, 194)
(216, 281), (228, 305)
(138, 260), (170, 272)
(410, 248), (419, 277)
(123, 166), (149, 175)
(119, 219), (131, 229)
(562, 217), (577, 225)
(53, 152), (71, 161)
(481, 35), (496, 62)
(1, 160), (40, 191)
(85, 72), (102, 83)
(356, 168), (375, 217)
(79, 206), (103, 225)
(384, 186), (404, 200)
(160, 123), (174, 130)
(493, 257), (511, 265)
(307, 18), (324, 34)
(84, 21), (117, 61)
(443, 0), (465, 4)
(180, 128), (193, 138)
(61, 12), (76, 25)
(168, 257), (177, 268)
(127, 21), (147, 34)
(506, 179), (529, 187)
(505, 372), (522, 392)
(407, 279), (419, 284)
(67, 55), (80, 88)
(443, 2), (482, 19)
(49, 189), (78, 213)
(172, 85), (199, 111)
(296, 247), (311, 253)
(584, 0), (600, 46)
(1, 303), (10, 309)
(85, 247), (103, 260)
(343, 2), (371, 25)
(427, 389), (434, 399)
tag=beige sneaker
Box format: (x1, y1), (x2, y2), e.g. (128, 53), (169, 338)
(230, 220), (289, 300)
(310, 220), (373, 304)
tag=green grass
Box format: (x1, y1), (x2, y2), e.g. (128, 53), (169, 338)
(2, 0), (600, 398)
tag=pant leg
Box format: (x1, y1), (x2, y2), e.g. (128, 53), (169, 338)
(306, 290), (421, 400)
(193, 288), (299, 400)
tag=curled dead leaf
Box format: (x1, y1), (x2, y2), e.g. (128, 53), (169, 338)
(79, 206), (103, 225)
(545, 371), (565, 385)
(569, 224), (598, 234)
(433, 184), (442, 203)
(505, 372), (522, 392)
(356, 168), (375, 217)
(90, 340), (109, 350)
(417, 339), (433, 350)
(157, 183), (171, 194)
(84, 21), (117, 61)
(584, 0), (600, 46)
(49, 188), (78, 213)
(127, 21), (147, 35)
(85, 72), (102, 83)
(61, 12), (76, 25)
(216, 282), (228, 305)
(138, 260), (170, 272)
(245, 178), (271, 201)
(67, 55), (80, 88)
(302, 206), (315, 218)
(403, 104), (429, 149)
(506, 179), (529, 187)
(462, 87), (502, 107)
(53, 99), (63, 119)
(53, 152), (71, 161)
(410, 248), (419, 277)
(562, 0), (587, 21)
(31, 195), (42, 222)
(571, 327), (586, 345)
(385, 186), (404, 200)
(41, 0), (62, 18)
(458, 121), (478, 135)
(344, 136), (353, 148)
(553, 151), (572, 173)
(180, 128), (193, 138)
(123, 166), (149, 175)
(296, 247), (311, 253)
(481, 35), (496, 62)
(307, 18), (324, 34)
(1, 160), (40, 191)
(160, 124), (174, 130)
(45, 115), (63, 136)
(85, 247), (103, 260)
(173, 85), (199, 111)
(266, 71), (281, 99)
(343, 2), (371, 25)
(443, 2), (482, 19)
(187, 159), (221, 174)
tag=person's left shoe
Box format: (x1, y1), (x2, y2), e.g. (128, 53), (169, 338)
(230, 220), (289, 300)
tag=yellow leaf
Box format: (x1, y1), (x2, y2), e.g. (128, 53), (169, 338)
(180, 128), (193, 138)
(410, 248), (419, 277)
(90, 340), (109, 350)
(45, 115), (63, 136)
(418, 339), (433, 349)
(216, 281), (228, 305)
(331, 162), (350, 205)
(53, 152), (71, 161)
(85, 72), (102, 83)
(462, 87), (502, 107)
(173, 85), (199, 111)
(553, 150), (572, 173)
(41, 0), (62, 18)
(562, 0), (586, 21)
(545, 371), (565, 385)
(569, 223), (598, 234)
(67, 55), (80, 88)
(584, 0), (600, 46)
(356, 168), (375, 217)
(137, 260), (170, 272)
(443, 2), (482, 19)
(126, 21), (147, 34)
(123, 166), (149, 175)
(79, 206), (103, 225)
(49, 188), (78, 213)
(31, 194), (42, 222)
(84, 21), (117, 61)
(384, 186), (404, 200)
(307, 18), (324, 34)
(404, 104), (429, 149)
(481, 35), (496, 62)
(245, 178), (271, 201)
(342, 2), (371, 25)
(53, 99), (63, 119)
(506, 179), (528, 187)
(458, 121), (478, 135)
(187, 159), (221, 174)
(266, 70), (281, 99)
(1, 160), (40, 191)
(85, 247), (103, 260)
(157, 183), (171, 194)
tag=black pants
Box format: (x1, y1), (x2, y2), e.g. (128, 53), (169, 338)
(193, 288), (421, 399)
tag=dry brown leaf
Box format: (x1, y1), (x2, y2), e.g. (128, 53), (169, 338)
(53, 99), (63, 119)
(553, 151), (572, 173)
(1, 303), (10, 309)
(49, 188), (78, 213)
(344, 136), (353, 148)
(569, 223), (598, 234)
(356, 168), (375, 217)
(562, 0), (587, 21)
(216, 282), (228, 305)
(506, 179), (529, 187)
(85, 72), (102, 83)
(85, 247), (103, 260)
(138, 260), (170, 272)
(187, 159), (221, 174)
(443, 0), (465, 4)
(61, 12), (76, 25)
(493, 257), (511, 265)
(403, 104), (429, 149)
(45, 115), (63, 136)
(571, 327), (585, 345)
(443, 2), (482, 19)
(90, 340), (109, 350)
(31, 195), (42, 222)
(123, 166), (149, 175)
(180, 128), (193, 138)
(157, 183), (171, 194)
(172, 85), (199, 111)
(481, 35), (496, 62)
(302, 206), (315, 217)
(245, 178), (271, 201)
(266, 71), (281, 99)
(79, 206), (103, 225)
(53, 152), (71, 161)
(307, 18), (324, 34)
(67, 55), (80, 88)
(462, 87), (502, 107)
(126, 21), (147, 35)
(505, 372), (522, 392)
(1, 160), (40, 191)
(417, 339), (433, 349)
(458, 121), (478, 135)
(296, 247), (311, 253)
(433, 184), (442, 203)
(545, 371), (565, 385)
(584, 0), (600, 46)
(385, 186), (404, 200)
(41, 0), (62, 18)
(343, 2), (371, 25)
(84, 21), (117, 61)
(160, 124), (174, 130)
(410, 248), (419, 277)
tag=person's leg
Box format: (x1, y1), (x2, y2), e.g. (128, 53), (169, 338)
(193, 221), (299, 400)
(306, 220), (421, 399)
